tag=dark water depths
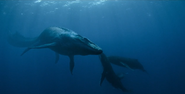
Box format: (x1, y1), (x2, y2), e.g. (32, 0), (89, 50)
(0, 0), (185, 94)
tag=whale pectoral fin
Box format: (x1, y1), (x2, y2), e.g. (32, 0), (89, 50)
(31, 42), (56, 49)
(100, 71), (106, 86)
(69, 56), (74, 75)
(20, 42), (56, 56)
(120, 62), (134, 71)
(21, 48), (31, 56)
(55, 53), (59, 64)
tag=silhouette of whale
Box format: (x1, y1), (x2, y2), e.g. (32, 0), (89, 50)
(99, 53), (131, 92)
(8, 27), (103, 74)
(108, 56), (147, 73)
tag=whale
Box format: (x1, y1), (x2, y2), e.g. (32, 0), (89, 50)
(8, 27), (103, 74)
(107, 56), (147, 73)
(99, 53), (130, 92)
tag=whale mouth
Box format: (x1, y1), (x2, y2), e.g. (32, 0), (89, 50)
(77, 35), (102, 54)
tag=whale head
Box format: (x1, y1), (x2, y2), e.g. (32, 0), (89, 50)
(55, 27), (103, 56)
(76, 35), (103, 55)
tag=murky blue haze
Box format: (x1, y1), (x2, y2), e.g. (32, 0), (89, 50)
(0, 0), (185, 94)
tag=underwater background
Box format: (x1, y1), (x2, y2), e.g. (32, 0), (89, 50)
(0, 0), (185, 94)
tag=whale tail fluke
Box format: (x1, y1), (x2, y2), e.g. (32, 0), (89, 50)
(7, 32), (37, 47)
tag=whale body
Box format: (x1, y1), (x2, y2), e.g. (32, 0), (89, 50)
(8, 27), (103, 74)
(108, 56), (147, 73)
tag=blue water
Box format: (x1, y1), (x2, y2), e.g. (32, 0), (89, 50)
(0, 0), (185, 94)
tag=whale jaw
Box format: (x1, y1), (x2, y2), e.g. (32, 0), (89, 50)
(74, 35), (103, 55)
